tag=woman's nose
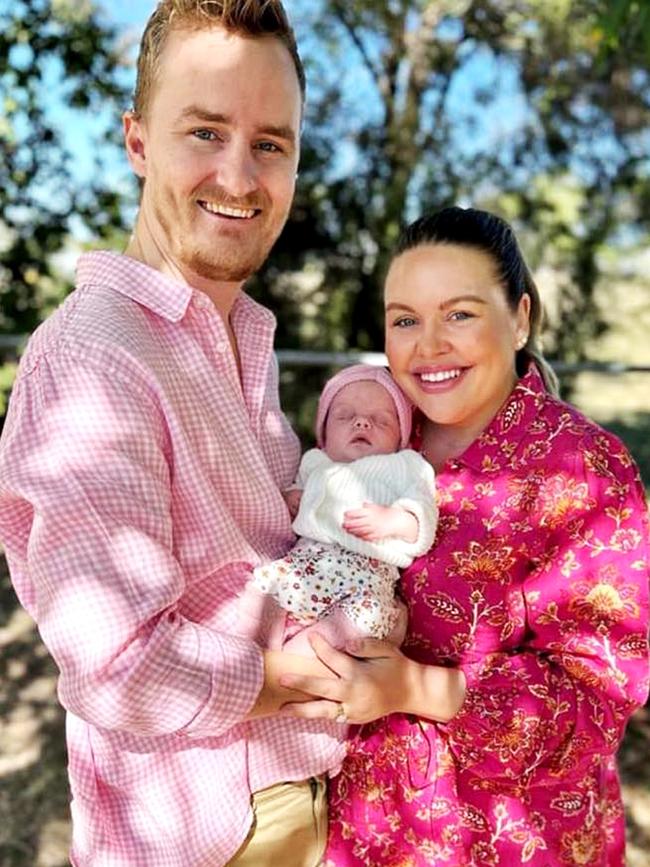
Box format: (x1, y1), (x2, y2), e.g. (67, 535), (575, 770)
(420, 322), (451, 354)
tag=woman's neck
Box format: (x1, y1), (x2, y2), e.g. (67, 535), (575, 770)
(421, 421), (478, 471)
(420, 370), (520, 471)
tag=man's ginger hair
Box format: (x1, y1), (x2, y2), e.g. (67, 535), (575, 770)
(133, 0), (305, 117)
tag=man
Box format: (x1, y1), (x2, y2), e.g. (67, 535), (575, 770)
(0, 2), (345, 864)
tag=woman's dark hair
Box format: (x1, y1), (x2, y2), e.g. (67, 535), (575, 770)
(395, 206), (558, 394)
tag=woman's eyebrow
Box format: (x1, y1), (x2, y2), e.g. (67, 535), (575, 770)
(386, 295), (487, 313)
(385, 302), (416, 313)
(440, 294), (488, 309)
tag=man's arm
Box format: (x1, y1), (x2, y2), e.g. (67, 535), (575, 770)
(0, 356), (272, 739)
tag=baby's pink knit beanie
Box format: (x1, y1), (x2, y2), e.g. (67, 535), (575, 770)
(315, 364), (413, 450)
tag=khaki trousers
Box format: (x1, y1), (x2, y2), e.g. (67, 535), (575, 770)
(227, 777), (327, 867)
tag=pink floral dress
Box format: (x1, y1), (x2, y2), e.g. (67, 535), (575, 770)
(325, 366), (650, 866)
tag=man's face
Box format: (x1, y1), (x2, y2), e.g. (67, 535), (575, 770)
(124, 26), (302, 285)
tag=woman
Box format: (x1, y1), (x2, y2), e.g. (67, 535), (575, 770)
(280, 207), (650, 865)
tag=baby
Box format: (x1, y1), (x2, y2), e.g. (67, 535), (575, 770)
(246, 364), (437, 652)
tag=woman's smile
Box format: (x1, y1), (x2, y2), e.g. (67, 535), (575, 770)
(412, 365), (467, 392)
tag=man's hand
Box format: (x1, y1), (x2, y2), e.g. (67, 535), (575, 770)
(246, 650), (340, 720)
(342, 502), (418, 543)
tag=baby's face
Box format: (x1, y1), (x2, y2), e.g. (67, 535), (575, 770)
(323, 380), (401, 463)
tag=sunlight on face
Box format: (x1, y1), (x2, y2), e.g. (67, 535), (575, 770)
(126, 26), (302, 287)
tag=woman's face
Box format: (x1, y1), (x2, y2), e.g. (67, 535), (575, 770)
(384, 243), (530, 440)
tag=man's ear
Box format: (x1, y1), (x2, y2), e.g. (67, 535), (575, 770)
(123, 111), (147, 179)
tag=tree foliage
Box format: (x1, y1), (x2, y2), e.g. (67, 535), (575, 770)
(0, 0), (130, 336)
(0, 0), (648, 388)
(249, 0), (650, 385)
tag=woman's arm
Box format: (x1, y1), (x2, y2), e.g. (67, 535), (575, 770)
(440, 431), (650, 786)
(279, 634), (466, 724)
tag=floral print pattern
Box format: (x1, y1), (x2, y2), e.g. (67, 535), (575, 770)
(325, 366), (650, 866)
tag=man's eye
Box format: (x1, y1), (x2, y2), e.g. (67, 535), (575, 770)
(193, 129), (217, 141)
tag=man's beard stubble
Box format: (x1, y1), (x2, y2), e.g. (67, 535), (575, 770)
(183, 183), (277, 283)
(157, 186), (279, 284)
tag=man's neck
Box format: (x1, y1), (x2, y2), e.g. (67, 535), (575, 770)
(124, 222), (244, 320)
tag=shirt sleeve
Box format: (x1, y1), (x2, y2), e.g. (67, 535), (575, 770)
(0, 355), (264, 739)
(442, 432), (650, 789)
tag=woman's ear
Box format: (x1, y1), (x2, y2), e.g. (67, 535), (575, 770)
(515, 293), (531, 349)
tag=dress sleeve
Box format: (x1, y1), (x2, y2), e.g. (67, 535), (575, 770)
(443, 432), (650, 789)
(0, 356), (264, 739)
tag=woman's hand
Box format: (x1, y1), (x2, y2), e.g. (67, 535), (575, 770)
(279, 634), (466, 725)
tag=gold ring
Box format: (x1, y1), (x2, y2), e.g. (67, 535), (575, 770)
(335, 703), (348, 724)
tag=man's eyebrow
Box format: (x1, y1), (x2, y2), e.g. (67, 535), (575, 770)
(178, 107), (229, 123)
(177, 106), (296, 144)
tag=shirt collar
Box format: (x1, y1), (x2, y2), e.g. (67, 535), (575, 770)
(455, 364), (549, 472)
(76, 250), (276, 344)
(76, 251), (193, 322)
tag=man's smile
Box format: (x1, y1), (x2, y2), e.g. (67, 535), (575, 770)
(198, 200), (260, 219)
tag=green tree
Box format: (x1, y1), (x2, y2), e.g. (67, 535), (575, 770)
(251, 0), (650, 389)
(0, 0), (131, 337)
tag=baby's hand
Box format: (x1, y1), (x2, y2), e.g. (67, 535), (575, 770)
(283, 488), (303, 519)
(342, 502), (418, 543)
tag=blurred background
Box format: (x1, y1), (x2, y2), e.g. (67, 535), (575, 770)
(0, 0), (649, 864)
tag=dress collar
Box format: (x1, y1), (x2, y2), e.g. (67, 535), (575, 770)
(413, 364), (550, 473)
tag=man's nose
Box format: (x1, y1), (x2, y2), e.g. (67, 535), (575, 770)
(214, 142), (258, 199)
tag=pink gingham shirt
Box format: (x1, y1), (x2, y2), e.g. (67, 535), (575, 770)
(0, 251), (345, 866)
